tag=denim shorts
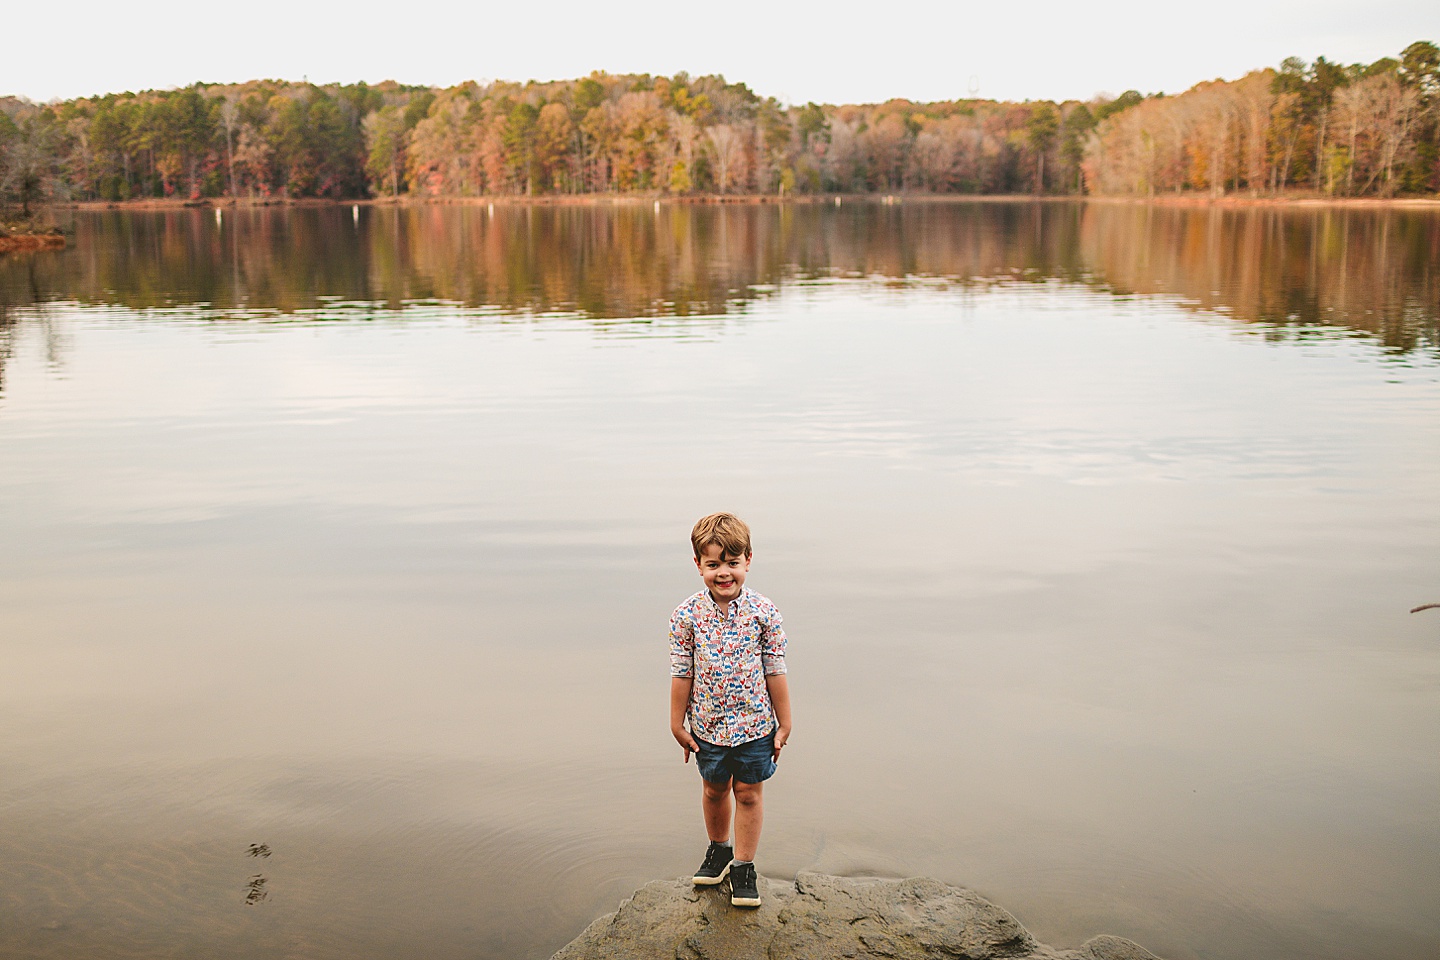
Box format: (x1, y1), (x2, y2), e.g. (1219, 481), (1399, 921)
(695, 731), (777, 785)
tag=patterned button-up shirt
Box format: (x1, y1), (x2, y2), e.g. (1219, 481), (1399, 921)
(669, 586), (788, 747)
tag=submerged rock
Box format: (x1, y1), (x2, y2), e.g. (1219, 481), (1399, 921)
(552, 871), (1160, 960)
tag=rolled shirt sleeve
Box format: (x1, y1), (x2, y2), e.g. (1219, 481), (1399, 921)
(760, 607), (787, 676)
(669, 608), (695, 678)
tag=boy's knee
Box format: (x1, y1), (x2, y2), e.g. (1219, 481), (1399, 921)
(702, 779), (731, 800)
(732, 781), (762, 806)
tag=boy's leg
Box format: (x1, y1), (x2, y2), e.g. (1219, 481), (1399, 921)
(702, 777), (733, 843)
(731, 779), (763, 862)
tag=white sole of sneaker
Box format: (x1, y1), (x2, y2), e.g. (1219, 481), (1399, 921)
(730, 894), (761, 907)
(693, 863), (730, 886)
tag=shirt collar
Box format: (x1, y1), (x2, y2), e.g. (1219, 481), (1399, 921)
(703, 585), (750, 616)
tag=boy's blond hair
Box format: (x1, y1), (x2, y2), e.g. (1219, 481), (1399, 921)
(690, 512), (752, 560)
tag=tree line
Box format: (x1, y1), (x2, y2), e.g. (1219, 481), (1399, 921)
(0, 41), (1434, 207)
(1086, 41), (1439, 197)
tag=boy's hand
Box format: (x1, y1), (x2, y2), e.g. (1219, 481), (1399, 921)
(773, 726), (790, 762)
(764, 675), (792, 763)
(672, 725), (700, 763)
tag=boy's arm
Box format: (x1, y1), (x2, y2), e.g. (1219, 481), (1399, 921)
(670, 677), (699, 762)
(669, 606), (698, 762)
(766, 674), (792, 762)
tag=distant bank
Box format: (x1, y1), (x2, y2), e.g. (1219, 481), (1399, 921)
(4, 43), (1435, 215)
(45, 193), (1440, 212)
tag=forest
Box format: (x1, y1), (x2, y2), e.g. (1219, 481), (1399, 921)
(0, 40), (1435, 206)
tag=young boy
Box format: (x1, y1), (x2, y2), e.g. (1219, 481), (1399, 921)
(669, 512), (792, 908)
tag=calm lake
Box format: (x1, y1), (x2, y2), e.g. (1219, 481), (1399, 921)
(1, 201), (1437, 960)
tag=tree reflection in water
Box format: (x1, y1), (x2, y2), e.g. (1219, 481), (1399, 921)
(0, 201), (1435, 375)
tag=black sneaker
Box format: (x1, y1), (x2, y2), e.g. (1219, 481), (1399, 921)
(729, 861), (761, 907)
(692, 841), (732, 886)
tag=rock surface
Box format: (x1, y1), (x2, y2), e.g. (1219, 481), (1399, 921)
(552, 871), (1160, 960)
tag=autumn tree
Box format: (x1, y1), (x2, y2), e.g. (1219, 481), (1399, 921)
(795, 102), (828, 148)
(1058, 104), (1094, 192)
(218, 96), (241, 197)
(267, 87), (365, 197)
(1025, 103), (1059, 193)
(407, 89), (474, 195)
(1398, 41), (1439, 190)
(363, 105), (407, 196)
(1233, 71), (1275, 194)
(0, 112), (59, 215)
(706, 123), (743, 193)
(1307, 57), (1348, 190)
(612, 91), (667, 190)
(864, 111), (909, 190)
(1331, 70), (1419, 195)
(502, 100), (539, 194)
(1093, 90), (1143, 124)
(534, 103), (575, 193)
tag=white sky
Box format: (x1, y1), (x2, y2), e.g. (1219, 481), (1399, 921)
(4, 0), (1436, 106)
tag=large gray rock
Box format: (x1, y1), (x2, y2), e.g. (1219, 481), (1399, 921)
(552, 871), (1160, 960)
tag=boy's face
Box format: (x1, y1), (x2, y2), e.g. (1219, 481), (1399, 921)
(694, 543), (751, 606)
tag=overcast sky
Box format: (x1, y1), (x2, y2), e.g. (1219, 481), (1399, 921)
(4, 0), (1436, 105)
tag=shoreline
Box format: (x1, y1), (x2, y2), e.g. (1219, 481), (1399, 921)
(0, 233), (66, 253)
(45, 192), (1440, 212)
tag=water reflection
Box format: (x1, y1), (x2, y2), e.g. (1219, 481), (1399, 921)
(1083, 204), (1440, 354)
(1, 202), (1435, 352)
(0, 257), (65, 396)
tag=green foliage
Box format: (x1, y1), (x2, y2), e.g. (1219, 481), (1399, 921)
(795, 103), (829, 145)
(1059, 103), (1094, 190)
(1311, 57), (1348, 99)
(364, 106), (407, 196)
(403, 91), (436, 130)
(758, 99), (791, 155)
(1398, 41), (1440, 191)
(267, 88), (365, 197)
(1026, 103), (1059, 151)
(778, 165), (796, 195)
(668, 158), (692, 194)
(574, 77), (606, 113)
(1361, 57), (1399, 79)
(503, 100), (540, 193)
(668, 84), (712, 122)
(1400, 41), (1440, 95)
(1093, 90), (1143, 123)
